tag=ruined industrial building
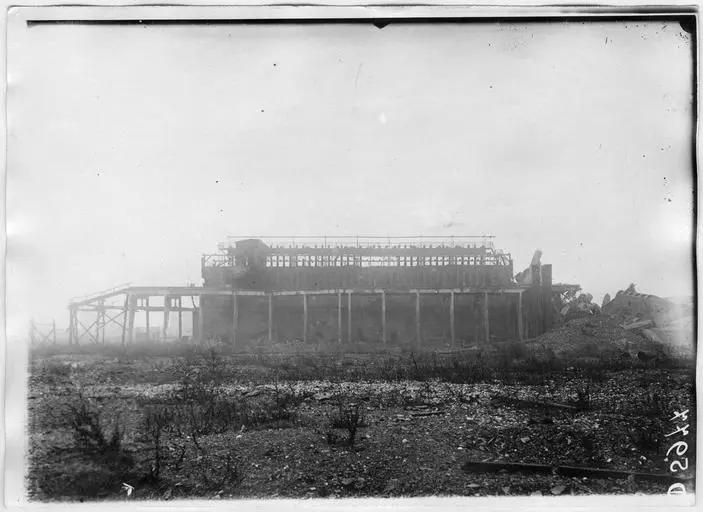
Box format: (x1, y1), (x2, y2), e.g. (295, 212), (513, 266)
(67, 236), (576, 347)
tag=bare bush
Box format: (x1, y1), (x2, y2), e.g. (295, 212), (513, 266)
(66, 389), (123, 456)
(328, 398), (368, 447)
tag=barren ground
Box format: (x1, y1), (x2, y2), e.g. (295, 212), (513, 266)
(27, 332), (695, 501)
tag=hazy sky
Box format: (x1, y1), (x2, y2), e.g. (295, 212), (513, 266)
(6, 20), (695, 338)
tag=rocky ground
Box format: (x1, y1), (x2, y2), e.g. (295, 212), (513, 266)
(27, 341), (696, 501)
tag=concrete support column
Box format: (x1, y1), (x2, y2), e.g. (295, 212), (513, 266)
(196, 297), (204, 343)
(483, 292), (490, 343)
(232, 293), (238, 348)
(145, 297), (150, 342)
(415, 291), (421, 345)
(178, 297), (183, 340)
(302, 292), (308, 343)
(381, 291), (387, 344)
(268, 294), (273, 343)
(347, 291), (352, 343)
(337, 291), (342, 344)
(163, 296), (171, 341)
(450, 291), (456, 346)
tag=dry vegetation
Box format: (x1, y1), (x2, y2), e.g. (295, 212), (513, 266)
(28, 319), (695, 501)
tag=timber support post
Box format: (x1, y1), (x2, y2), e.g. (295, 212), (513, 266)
(127, 295), (136, 344)
(120, 295), (129, 346)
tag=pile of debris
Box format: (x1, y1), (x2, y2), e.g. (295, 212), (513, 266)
(528, 315), (663, 361)
(558, 293), (601, 322)
(602, 284), (694, 356)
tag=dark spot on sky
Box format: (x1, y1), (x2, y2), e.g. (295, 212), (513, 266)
(215, 180), (219, 184)
(273, 63), (277, 67)
(260, 109), (264, 113)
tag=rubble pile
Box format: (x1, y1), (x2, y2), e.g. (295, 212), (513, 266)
(528, 316), (665, 360)
(601, 284), (694, 356)
(559, 293), (601, 322)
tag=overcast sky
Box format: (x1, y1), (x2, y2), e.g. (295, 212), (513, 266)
(6, 20), (695, 338)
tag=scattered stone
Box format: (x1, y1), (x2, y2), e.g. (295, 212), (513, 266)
(550, 484), (566, 495)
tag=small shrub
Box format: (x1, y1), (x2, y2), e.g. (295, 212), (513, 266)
(67, 390), (123, 456)
(329, 398), (368, 447)
(140, 405), (174, 481)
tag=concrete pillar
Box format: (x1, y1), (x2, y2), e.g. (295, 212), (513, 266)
(268, 294), (273, 343)
(381, 291), (387, 344)
(232, 293), (238, 347)
(163, 296), (171, 341)
(483, 292), (490, 343)
(415, 291), (421, 345)
(337, 291), (342, 344)
(145, 297), (150, 342)
(197, 297), (204, 343)
(450, 291), (455, 346)
(192, 308), (199, 343)
(347, 291), (352, 343)
(302, 292), (308, 343)
(178, 297), (183, 340)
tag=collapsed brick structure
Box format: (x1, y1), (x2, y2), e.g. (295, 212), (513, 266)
(199, 236), (556, 347)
